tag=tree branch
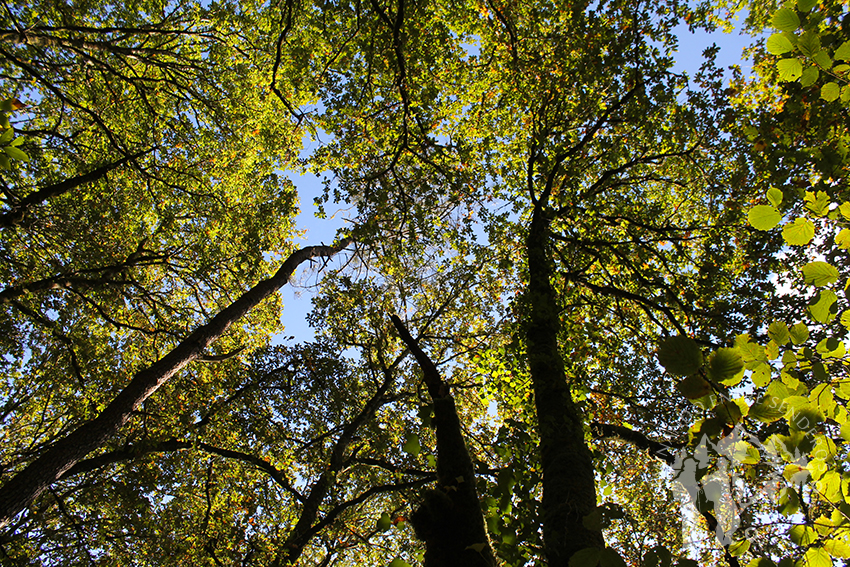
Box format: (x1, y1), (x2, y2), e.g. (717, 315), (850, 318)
(0, 238), (352, 530)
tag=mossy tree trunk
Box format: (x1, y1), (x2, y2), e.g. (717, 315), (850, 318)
(525, 202), (604, 566)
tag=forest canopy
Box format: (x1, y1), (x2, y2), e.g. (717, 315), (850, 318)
(0, 0), (849, 566)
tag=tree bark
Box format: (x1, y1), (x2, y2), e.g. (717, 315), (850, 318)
(525, 203), (604, 566)
(0, 239), (352, 530)
(391, 315), (496, 567)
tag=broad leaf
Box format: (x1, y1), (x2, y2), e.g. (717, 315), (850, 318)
(772, 8), (801, 31)
(709, 348), (744, 381)
(777, 58), (804, 80)
(766, 34), (795, 55)
(822, 82), (841, 102)
(802, 262), (839, 287)
(658, 336), (704, 376)
(782, 217), (815, 245)
(748, 205), (782, 230)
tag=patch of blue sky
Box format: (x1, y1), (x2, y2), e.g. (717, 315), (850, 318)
(669, 11), (768, 81)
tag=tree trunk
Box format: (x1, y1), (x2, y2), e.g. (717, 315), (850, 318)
(525, 204), (604, 566)
(0, 240), (351, 530)
(392, 315), (496, 567)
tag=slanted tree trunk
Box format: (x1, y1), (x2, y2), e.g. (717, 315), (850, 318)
(526, 202), (604, 566)
(391, 315), (496, 567)
(0, 240), (352, 530)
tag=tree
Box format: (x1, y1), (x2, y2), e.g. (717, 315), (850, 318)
(2, 0), (848, 566)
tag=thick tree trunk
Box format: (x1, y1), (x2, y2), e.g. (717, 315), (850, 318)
(0, 239), (351, 530)
(392, 315), (496, 567)
(525, 204), (604, 566)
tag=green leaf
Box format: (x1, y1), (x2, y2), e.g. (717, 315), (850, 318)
(658, 336), (703, 376)
(790, 524), (818, 546)
(835, 40), (850, 61)
(777, 58), (803, 81)
(418, 404), (434, 427)
(777, 487), (800, 516)
(583, 508), (604, 530)
(749, 395), (785, 422)
(803, 547), (832, 567)
(813, 50), (833, 69)
(0, 128), (13, 145)
(709, 348), (745, 380)
(790, 322), (809, 345)
(769, 321), (791, 346)
(802, 262), (839, 287)
(389, 558), (413, 567)
(748, 205), (781, 230)
(0, 153), (8, 170)
(836, 228), (850, 249)
(823, 539), (850, 558)
(402, 433), (421, 457)
(800, 65), (820, 86)
(676, 375), (713, 399)
(9, 136), (24, 147)
(782, 217), (815, 245)
(798, 31), (821, 56)
(569, 547), (602, 567)
(715, 399), (743, 425)
(377, 512), (392, 532)
(729, 540), (751, 557)
(767, 187), (783, 206)
(3, 145), (29, 162)
(797, 0), (817, 10)
(751, 362), (772, 388)
(806, 191), (830, 216)
(772, 8), (801, 31)
(822, 82), (841, 102)
(788, 404), (824, 431)
(767, 34), (795, 55)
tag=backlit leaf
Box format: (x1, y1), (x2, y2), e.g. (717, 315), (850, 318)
(777, 58), (803, 80)
(748, 205), (781, 230)
(782, 217), (815, 245)
(709, 348), (744, 381)
(402, 433), (421, 457)
(766, 34), (794, 55)
(676, 375), (712, 399)
(790, 322), (809, 345)
(769, 322), (791, 346)
(798, 31), (821, 56)
(658, 336), (703, 376)
(822, 82), (840, 102)
(802, 262), (839, 287)
(835, 40), (850, 61)
(772, 8), (800, 32)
